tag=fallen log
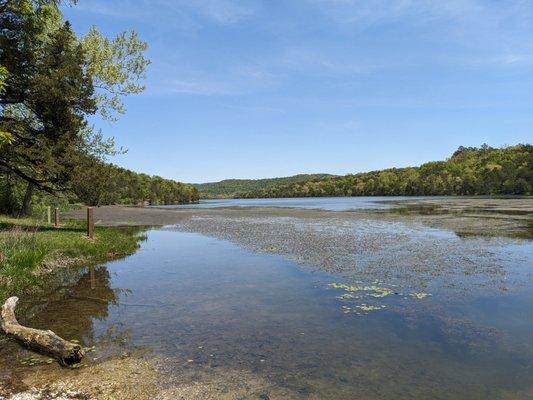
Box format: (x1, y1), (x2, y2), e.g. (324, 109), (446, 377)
(1, 296), (84, 366)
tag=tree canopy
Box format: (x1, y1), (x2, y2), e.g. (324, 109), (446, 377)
(238, 145), (532, 199)
(0, 2), (95, 193)
(0, 0), (196, 214)
(193, 174), (334, 199)
(71, 156), (199, 206)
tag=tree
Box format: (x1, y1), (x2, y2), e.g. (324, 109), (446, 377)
(1, 2), (96, 214)
(0, 65), (13, 144)
(0, 0), (150, 215)
(81, 26), (149, 122)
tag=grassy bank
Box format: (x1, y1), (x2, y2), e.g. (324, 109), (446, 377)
(0, 215), (144, 302)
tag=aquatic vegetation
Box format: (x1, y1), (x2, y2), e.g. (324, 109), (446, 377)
(329, 283), (393, 298)
(330, 281), (432, 314)
(410, 292), (431, 300)
(340, 303), (387, 314)
(19, 356), (55, 366)
(337, 293), (355, 300)
(356, 304), (386, 312)
(84, 345), (96, 353)
(341, 305), (352, 313)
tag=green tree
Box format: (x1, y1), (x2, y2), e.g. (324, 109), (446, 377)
(0, 1), (96, 214)
(0, 0), (150, 214)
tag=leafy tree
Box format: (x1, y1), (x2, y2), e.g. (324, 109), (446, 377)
(81, 26), (149, 122)
(0, 65), (12, 144)
(0, 2), (96, 214)
(0, 0), (150, 215)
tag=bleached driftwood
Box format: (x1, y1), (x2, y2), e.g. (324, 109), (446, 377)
(1, 296), (84, 365)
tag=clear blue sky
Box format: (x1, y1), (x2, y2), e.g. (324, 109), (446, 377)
(63, 1), (533, 183)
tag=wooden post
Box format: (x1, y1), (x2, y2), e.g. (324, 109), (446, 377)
(87, 207), (94, 239)
(47, 206), (51, 224)
(54, 208), (59, 227)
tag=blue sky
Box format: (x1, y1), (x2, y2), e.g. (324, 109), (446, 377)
(63, 1), (533, 183)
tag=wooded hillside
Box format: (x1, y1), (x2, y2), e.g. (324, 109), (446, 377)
(193, 174), (334, 198)
(239, 145), (532, 198)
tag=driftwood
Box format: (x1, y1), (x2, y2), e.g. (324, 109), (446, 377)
(1, 296), (84, 366)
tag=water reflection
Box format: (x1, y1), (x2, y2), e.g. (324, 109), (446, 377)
(0, 265), (122, 392)
(20, 266), (118, 342)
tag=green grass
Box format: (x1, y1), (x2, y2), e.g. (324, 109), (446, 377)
(0, 215), (144, 302)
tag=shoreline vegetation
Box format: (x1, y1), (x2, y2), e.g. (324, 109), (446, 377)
(0, 161), (200, 218)
(0, 215), (143, 304)
(194, 145), (532, 199)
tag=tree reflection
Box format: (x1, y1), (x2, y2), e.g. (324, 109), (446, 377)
(22, 265), (120, 344)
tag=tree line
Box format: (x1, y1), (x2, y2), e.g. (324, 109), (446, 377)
(0, 0), (197, 215)
(72, 157), (198, 206)
(193, 174), (334, 199)
(240, 144), (532, 198)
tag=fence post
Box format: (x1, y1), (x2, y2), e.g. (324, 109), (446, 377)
(87, 207), (94, 239)
(47, 206), (51, 224)
(54, 208), (59, 227)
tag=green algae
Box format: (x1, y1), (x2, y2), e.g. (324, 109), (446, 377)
(356, 304), (387, 312)
(329, 283), (393, 298)
(410, 292), (431, 300)
(330, 282), (432, 314)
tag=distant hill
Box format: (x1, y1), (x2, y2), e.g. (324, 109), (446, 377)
(192, 174), (334, 198)
(238, 144), (532, 198)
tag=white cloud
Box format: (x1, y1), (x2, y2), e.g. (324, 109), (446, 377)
(150, 61), (282, 96)
(153, 0), (257, 25)
(277, 47), (393, 76)
(68, 0), (257, 26)
(70, 1), (134, 18)
(164, 78), (237, 96)
(308, 0), (533, 70)
(187, 0), (257, 24)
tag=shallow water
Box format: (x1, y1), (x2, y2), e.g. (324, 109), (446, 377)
(151, 196), (435, 211)
(1, 229), (533, 399)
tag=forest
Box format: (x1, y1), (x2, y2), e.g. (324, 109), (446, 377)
(0, 0), (197, 215)
(193, 174), (333, 198)
(239, 144), (532, 198)
(71, 157), (199, 206)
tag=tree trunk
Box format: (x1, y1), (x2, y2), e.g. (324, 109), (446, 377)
(18, 182), (34, 217)
(1, 297), (84, 366)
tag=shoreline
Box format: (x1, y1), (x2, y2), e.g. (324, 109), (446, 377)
(64, 197), (532, 238)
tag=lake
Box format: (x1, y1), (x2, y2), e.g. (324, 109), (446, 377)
(151, 196), (436, 211)
(2, 223), (532, 399)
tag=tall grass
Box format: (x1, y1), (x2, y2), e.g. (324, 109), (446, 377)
(0, 216), (144, 302)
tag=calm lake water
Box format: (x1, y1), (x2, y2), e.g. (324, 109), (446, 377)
(152, 196), (434, 211)
(2, 228), (532, 399)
